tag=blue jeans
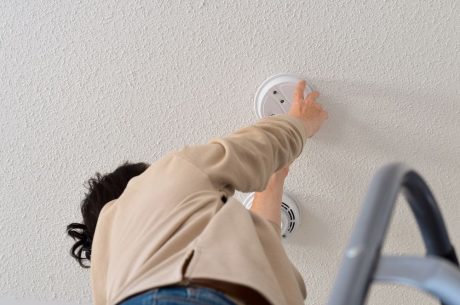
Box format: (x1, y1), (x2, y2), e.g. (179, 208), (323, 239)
(118, 285), (237, 305)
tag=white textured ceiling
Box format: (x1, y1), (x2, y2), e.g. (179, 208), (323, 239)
(1, 1), (459, 304)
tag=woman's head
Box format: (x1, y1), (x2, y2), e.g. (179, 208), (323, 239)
(66, 161), (149, 268)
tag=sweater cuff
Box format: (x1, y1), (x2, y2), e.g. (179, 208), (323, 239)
(274, 114), (308, 143)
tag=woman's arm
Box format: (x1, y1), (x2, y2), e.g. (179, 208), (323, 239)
(174, 115), (306, 198)
(250, 164), (290, 227)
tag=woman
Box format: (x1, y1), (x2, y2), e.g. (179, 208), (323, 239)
(67, 80), (328, 305)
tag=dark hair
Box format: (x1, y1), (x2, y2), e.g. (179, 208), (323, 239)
(66, 161), (149, 268)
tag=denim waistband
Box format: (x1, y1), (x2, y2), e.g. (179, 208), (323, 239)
(119, 284), (237, 305)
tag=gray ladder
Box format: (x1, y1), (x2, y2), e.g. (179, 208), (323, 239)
(327, 163), (460, 305)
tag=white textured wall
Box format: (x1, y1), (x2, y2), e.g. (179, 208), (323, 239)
(1, 1), (459, 304)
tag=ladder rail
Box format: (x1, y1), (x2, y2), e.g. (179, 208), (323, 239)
(327, 162), (459, 305)
(375, 256), (460, 305)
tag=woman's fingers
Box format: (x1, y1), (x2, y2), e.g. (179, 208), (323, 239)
(294, 80), (306, 102)
(305, 91), (320, 102)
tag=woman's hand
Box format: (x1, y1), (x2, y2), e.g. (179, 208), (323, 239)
(288, 80), (328, 138)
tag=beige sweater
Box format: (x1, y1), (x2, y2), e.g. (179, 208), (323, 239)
(90, 114), (308, 305)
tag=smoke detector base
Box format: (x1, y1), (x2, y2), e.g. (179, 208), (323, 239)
(254, 73), (313, 119)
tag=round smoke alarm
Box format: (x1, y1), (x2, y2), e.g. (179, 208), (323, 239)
(242, 192), (301, 239)
(254, 73), (314, 119)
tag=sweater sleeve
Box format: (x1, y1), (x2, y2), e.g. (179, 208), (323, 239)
(174, 114), (307, 197)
